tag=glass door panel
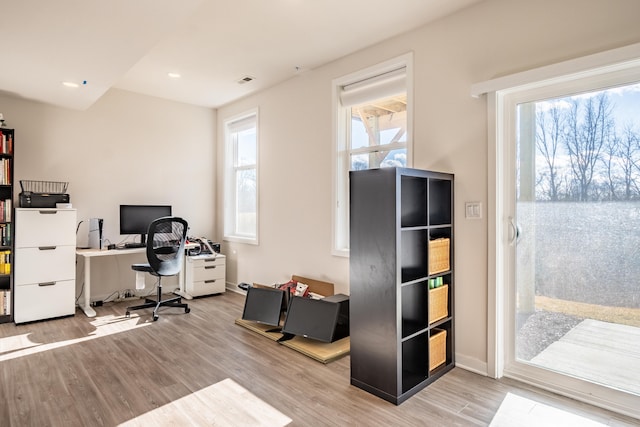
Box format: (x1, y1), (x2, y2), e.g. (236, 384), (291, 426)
(514, 82), (640, 396)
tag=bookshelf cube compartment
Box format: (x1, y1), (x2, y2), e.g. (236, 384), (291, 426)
(402, 281), (428, 338)
(428, 179), (452, 226)
(402, 332), (429, 393)
(401, 229), (428, 283)
(401, 176), (427, 228)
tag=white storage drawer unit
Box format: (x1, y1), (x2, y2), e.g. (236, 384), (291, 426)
(14, 208), (77, 324)
(184, 254), (226, 297)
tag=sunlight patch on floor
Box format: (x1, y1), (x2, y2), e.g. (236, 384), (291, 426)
(118, 378), (292, 427)
(0, 314), (149, 362)
(490, 393), (606, 427)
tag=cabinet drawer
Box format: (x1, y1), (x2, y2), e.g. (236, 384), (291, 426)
(13, 279), (75, 323)
(191, 263), (225, 281)
(14, 246), (75, 285)
(16, 209), (77, 247)
(189, 278), (226, 296)
(186, 256), (225, 269)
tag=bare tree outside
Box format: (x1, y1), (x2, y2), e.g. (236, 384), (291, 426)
(536, 105), (564, 200)
(533, 90), (640, 202)
(564, 93), (613, 201)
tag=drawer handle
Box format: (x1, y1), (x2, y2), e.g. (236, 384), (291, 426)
(204, 265), (217, 269)
(204, 279), (217, 284)
(204, 259), (217, 263)
(38, 246), (57, 250)
(38, 211), (58, 215)
(38, 281), (56, 287)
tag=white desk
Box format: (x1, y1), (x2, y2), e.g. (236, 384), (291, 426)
(75, 243), (200, 317)
(76, 247), (145, 317)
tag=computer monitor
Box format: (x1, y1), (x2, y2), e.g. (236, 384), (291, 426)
(119, 204), (172, 245)
(281, 295), (348, 343)
(241, 286), (286, 327)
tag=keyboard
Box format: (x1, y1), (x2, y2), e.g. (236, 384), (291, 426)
(123, 242), (145, 249)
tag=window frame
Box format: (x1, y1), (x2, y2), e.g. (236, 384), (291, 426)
(223, 108), (259, 245)
(331, 53), (414, 257)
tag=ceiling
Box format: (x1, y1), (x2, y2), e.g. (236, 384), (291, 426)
(1, 0), (482, 111)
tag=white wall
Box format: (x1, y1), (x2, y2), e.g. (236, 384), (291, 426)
(217, 0), (640, 373)
(0, 89), (216, 300)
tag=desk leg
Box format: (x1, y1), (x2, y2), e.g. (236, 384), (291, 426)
(174, 267), (193, 300)
(78, 255), (96, 317)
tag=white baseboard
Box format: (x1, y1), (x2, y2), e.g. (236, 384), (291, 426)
(226, 282), (245, 294)
(454, 353), (489, 377)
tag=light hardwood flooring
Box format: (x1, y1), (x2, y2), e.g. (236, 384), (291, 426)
(1, 291), (639, 427)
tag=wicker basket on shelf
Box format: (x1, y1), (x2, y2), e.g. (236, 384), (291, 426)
(428, 238), (450, 275)
(429, 284), (448, 324)
(429, 329), (447, 371)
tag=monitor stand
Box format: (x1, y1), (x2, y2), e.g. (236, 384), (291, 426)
(277, 333), (295, 343)
(124, 233), (146, 248)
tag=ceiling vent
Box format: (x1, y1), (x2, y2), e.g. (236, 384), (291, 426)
(237, 76), (255, 85)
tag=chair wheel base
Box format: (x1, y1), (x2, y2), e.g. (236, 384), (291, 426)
(153, 315), (159, 321)
(185, 307), (191, 314)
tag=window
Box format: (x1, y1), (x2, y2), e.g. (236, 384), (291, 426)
(333, 54), (413, 255)
(224, 109), (258, 244)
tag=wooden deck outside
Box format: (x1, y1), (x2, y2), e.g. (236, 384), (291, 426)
(531, 318), (640, 396)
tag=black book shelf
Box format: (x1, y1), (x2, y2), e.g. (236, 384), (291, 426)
(0, 127), (14, 324)
(349, 167), (454, 404)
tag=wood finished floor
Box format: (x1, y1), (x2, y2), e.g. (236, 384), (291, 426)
(1, 291), (639, 427)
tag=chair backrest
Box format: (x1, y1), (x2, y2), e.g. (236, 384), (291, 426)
(146, 216), (188, 276)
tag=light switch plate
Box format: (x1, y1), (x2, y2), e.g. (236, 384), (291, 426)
(465, 202), (482, 219)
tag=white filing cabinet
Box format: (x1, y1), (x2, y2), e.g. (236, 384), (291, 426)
(184, 254), (226, 297)
(14, 208), (76, 323)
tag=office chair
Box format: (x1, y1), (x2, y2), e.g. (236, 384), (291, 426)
(125, 216), (190, 321)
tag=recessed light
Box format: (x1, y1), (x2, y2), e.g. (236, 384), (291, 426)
(62, 81), (80, 88)
(168, 72), (181, 79)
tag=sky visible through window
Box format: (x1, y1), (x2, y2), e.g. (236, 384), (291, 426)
(522, 81), (640, 202)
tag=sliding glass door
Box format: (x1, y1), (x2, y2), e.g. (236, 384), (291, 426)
(500, 73), (640, 415)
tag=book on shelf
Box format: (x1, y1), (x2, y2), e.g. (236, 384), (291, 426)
(0, 224), (11, 246)
(0, 290), (10, 315)
(0, 250), (10, 274)
(0, 158), (10, 185)
(0, 199), (11, 222)
(0, 158), (9, 185)
(0, 130), (12, 155)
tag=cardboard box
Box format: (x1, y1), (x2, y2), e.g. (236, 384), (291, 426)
(253, 275), (335, 297)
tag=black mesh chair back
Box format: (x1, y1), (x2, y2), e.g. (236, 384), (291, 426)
(126, 216), (191, 321)
(147, 217), (187, 276)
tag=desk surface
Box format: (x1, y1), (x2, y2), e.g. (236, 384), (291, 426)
(76, 242), (200, 257)
(76, 247), (145, 257)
